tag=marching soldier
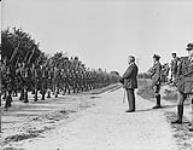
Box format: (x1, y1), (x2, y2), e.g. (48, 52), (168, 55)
(172, 42), (193, 124)
(150, 54), (162, 109)
(5, 66), (13, 110)
(47, 67), (53, 98)
(40, 65), (48, 100)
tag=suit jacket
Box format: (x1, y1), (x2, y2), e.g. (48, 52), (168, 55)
(121, 63), (138, 89)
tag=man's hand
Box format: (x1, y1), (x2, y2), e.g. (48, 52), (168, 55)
(119, 78), (124, 84)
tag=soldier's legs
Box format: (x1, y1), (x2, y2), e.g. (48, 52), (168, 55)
(19, 89), (24, 101)
(5, 91), (12, 111)
(152, 85), (161, 109)
(171, 92), (187, 124)
(24, 87), (28, 103)
(47, 89), (51, 98)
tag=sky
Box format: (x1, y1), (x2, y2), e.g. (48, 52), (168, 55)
(1, 0), (193, 74)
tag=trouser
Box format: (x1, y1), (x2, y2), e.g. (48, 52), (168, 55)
(126, 88), (135, 111)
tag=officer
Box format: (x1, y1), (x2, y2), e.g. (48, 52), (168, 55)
(150, 54), (162, 109)
(172, 42), (193, 124)
(170, 52), (178, 85)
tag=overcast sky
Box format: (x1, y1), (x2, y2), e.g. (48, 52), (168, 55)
(1, 0), (193, 73)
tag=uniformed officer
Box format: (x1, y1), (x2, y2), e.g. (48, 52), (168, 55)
(170, 53), (178, 85)
(171, 42), (193, 124)
(150, 54), (162, 109)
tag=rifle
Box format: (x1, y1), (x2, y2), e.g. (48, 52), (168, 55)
(27, 47), (36, 65)
(9, 43), (20, 64)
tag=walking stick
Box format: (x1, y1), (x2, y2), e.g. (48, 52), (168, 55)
(123, 88), (126, 104)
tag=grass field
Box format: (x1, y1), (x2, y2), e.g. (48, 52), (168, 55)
(137, 79), (154, 100)
(137, 78), (178, 102)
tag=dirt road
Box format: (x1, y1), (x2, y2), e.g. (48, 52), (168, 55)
(3, 86), (189, 150)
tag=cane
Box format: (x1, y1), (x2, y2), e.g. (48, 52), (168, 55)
(123, 88), (126, 104)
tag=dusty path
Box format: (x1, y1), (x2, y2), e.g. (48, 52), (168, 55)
(2, 88), (181, 150)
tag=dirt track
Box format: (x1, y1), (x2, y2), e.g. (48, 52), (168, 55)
(1, 85), (193, 150)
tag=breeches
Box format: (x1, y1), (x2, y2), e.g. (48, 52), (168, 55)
(153, 85), (160, 96)
(177, 92), (188, 105)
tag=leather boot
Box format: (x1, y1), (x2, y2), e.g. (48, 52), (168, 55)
(171, 105), (183, 124)
(152, 94), (161, 109)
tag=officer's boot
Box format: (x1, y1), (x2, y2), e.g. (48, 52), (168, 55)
(24, 89), (29, 103)
(19, 89), (24, 101)
(152, 94), (162, 109)
(171, 105), (183, 124)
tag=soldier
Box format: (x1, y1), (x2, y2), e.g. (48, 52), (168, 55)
(33, 64), (41, 101)
(150, 54), (162, 109)
(47, 67), (53, 98)
(172, 42), (193, 124)
(4, 66), (13, 110)
(23, 63), (30, 103)
(170, 53), (178, 85)
(40, 65), (48, 100)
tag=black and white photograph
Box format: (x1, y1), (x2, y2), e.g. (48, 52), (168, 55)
(1, 0), (193, 150)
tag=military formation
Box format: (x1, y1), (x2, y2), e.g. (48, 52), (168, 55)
(0, 28), (120, 111)
(0, 55), (119, 111)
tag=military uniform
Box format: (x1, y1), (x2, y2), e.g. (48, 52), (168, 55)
(170, 54), (178, 85)
(150, 54), (162, 109)
(172, 43), (193, 124)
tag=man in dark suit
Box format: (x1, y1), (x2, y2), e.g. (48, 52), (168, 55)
(120, 56), (138, 113)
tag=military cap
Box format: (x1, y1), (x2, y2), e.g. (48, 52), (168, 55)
(186, 42), (193, 51)
(153, 54), (161, 59)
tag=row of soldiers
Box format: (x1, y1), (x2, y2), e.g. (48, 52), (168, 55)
(0, 56), (119, 111)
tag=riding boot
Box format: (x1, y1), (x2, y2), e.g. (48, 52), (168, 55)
(152, 94), (161, 109)
(171, 105), (183, 124)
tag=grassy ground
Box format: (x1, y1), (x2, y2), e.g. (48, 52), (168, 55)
(137, 78), (178, 102)
(137, 79), (154, 100)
